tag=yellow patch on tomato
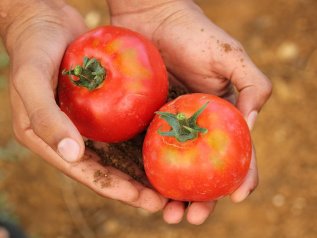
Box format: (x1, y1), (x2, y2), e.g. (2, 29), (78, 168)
(207, 130), (229, 152)
(211, 154), (226, 169)
(207, 130), (229, 168)
(161, 147), (197, 166)
(119, 48), (151, 79)
(126, 81), (144, 92)
(104, 39), (122, 53)
(104, 39), (151, 93)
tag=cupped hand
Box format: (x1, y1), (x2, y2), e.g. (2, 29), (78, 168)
(110, 0), (272, 224)
(3, 1), (167, 213)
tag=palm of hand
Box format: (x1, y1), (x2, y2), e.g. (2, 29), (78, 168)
(110, 0), (271, 224)
(8, 3), (167, 217)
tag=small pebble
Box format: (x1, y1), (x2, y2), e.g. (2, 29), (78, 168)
(274, 78), (291, 101)
(103, 219), (120, 234)
(277, 41), (299, 61)
(291, 197), (306, 215)
(272, 194), (285, 207)
(85, 11), (101, 29)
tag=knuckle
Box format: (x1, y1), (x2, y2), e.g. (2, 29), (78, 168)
(11, 65), (27, 91)
(259, 78), (273, 99)
(12, 65), (40, 92)
(228, 39), (246, 56)
(11, 56), (54, 93)
(29, 107), (54, 133)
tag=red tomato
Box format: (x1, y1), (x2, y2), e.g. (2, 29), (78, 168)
(58, 26), (168, 142)
(143, 93), (252, 201)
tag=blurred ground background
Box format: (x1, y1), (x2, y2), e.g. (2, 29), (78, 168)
(1, 0), (317, 237)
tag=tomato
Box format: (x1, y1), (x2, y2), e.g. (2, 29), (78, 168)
(58, 26), (168, 142)
(143, 93), (252, 201)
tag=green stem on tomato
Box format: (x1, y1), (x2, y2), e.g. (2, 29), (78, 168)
(63, 57), (106, 90)
(156, 102), (209, 142)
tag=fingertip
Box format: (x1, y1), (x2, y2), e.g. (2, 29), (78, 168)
(57, 137), (82, 162)
(137, 188), (167, 213)
(246, 111), (258, 131)
(186, 202), (215, 225)
(230, 149), (258, 203)
(231, 59), (272, 118)
(230, 190), (251, 203)
(163, 201), (185, 224)
(230, 177), (258, 203)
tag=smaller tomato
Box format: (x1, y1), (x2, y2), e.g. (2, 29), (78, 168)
(143, 93), (252, 202)
(58, 26), (168, 143)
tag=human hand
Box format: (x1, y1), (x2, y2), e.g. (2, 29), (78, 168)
(0, 0), (167, 212)
(108, 0), (272, 224)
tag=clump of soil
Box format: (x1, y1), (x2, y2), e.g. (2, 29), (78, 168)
(85, 82), (188, 183)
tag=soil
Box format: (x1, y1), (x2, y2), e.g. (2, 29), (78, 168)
(1, 0), (317, 238)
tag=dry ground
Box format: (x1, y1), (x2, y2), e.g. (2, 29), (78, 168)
(1, 0), (317, 237)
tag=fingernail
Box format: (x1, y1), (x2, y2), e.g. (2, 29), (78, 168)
(57, 138), (80, 162)
(235, 190), (251, 203)
(247, 111), (258, 130)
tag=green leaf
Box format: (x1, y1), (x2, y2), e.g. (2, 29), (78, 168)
(156, 101), (209, 142)
(188, 101), (209, 125)
(63, 57), (106, 90)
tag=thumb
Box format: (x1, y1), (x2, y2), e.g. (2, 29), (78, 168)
(11, 61), (85, 162)
(230, 55), (272, 130)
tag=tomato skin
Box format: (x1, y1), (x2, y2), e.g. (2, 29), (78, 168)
(58, 26), (168, 142)
(143, 93), (252, 202)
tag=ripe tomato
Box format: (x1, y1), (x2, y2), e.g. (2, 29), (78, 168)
(143, 93), (252, 201)
(58, 26), (168, 142)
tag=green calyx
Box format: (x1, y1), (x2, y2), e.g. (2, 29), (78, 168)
(63, 57), (106, 90)
(156, 102), (209, 142)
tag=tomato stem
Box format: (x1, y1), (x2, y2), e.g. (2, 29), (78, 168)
(156, 102), (209, 142)
(63, 57), (106, 90)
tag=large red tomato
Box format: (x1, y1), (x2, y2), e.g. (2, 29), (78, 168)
(58, 26), (168, 142)
(143, 93), (252, 201)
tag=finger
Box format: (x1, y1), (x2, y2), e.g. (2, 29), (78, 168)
(128, 180), (168, 212)
(186, 201), (217, 225)
(163, 201), (186, 224)
(14, 120), (163, 209)
(11, 87), (167, 211)
(10, 56), (84, 163)
(66, 151), (166, 211)
(67, 153), (140, 202)
(83, 148), (167, 212)
(70, 151), (166, 210)
(228, 48), (272, 128)
(230, 146), (258, 203)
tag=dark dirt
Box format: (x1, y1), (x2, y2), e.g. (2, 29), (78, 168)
(1, 0), (317, 238)
(221, 43), (233, 53)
